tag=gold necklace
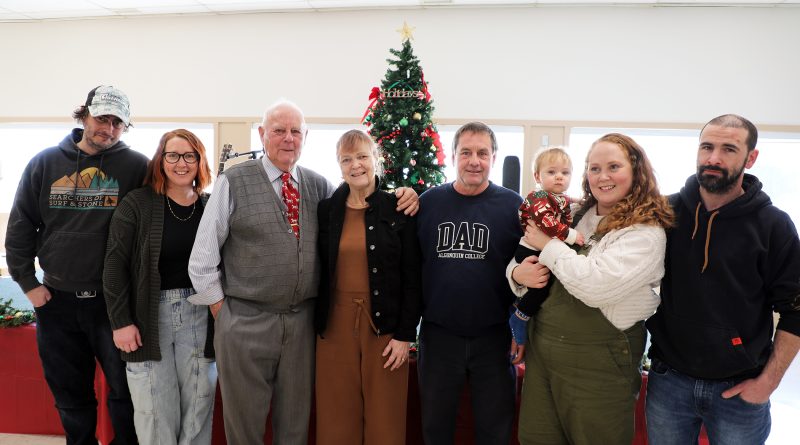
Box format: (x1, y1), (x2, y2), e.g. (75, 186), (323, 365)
(166, 196), (195, 222)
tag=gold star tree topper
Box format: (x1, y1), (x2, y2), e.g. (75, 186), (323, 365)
(397, 21), (415, 41)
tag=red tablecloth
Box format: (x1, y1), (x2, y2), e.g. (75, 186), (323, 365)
(0, 324), (113, 444)
(2, 324), (708, 444)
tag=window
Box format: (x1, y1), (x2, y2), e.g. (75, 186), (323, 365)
(125, 123), (214, 163)
(0, 123), (74, 213)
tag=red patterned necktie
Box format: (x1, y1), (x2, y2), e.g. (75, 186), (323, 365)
(281, 172), (300, 239)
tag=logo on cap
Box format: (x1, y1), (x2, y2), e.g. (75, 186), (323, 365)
(86, 85), (130, 126)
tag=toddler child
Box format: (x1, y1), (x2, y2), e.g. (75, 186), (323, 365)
(509, 147), (584, 346)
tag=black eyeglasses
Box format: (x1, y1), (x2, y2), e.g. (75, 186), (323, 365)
(163, 152), (199, 164)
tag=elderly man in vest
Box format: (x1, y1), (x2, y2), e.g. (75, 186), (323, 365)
(188, 100), (418, 444)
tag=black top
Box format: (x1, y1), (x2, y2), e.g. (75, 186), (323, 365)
(159, 196), (203, 290)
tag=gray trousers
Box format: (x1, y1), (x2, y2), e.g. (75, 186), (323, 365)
(215, 297), (314, 445)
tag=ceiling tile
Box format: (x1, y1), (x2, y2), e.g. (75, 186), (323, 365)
(91, 0), (204, 8)
(0, 0), (100, 13)
(135, 5), (214, 14)
(202, 1), (310, 12)
(309, 0), (420, 8)
(22, 9), (116, 19)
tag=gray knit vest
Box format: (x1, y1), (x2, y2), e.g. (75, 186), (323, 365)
(221, 160), (330, 311)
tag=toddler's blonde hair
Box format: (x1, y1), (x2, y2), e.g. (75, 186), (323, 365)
(532, 147), (572, 188)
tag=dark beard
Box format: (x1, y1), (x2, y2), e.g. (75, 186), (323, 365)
(697, 162), (746, 194)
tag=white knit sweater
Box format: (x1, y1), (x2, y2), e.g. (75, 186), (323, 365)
(510, 206), (666, 330)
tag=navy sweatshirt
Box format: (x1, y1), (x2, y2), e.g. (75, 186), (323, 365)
(417, 182), (523, 337)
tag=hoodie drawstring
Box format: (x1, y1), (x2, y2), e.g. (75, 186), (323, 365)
(98, 153), (105, 182)
(691, 202), (719, 273)
(702, 212), (719, 273)
(72, 150), (81, 206)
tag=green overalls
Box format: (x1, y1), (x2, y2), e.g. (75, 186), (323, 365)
(518, 240), (646, 445)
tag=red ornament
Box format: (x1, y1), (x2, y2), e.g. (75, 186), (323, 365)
(417, 179), (425, 185)
(376, 129), (402, 145)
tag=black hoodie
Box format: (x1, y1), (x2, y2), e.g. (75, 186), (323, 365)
(5, 128), (148, 294)
(647, 173), (800, 380)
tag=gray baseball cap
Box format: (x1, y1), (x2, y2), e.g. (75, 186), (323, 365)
(85, 85), (131, 126)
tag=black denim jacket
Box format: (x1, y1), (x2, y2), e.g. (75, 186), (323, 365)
(315, 178), (422, 341)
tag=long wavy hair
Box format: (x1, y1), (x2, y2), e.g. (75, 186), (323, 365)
(579, 133), (674, 237)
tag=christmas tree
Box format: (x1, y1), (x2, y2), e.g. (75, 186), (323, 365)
(362, 23), (446, 194)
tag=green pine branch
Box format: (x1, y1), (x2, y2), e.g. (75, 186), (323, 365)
(0, 298), (36, 328)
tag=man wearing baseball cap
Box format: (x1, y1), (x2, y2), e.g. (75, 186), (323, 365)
(5, 85), (145, 444)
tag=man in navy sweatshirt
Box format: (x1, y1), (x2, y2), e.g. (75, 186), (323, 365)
(416, 122), (548, 445)
(5, 86), (144, 445)
(646, 114), (800, 445)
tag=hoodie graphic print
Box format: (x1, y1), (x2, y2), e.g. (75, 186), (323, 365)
(49, 166), (122, 209)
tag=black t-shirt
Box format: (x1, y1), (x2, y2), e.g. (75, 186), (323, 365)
(159, 196), (203, 290)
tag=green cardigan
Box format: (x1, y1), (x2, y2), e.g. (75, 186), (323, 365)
(103, 186), (214, 362)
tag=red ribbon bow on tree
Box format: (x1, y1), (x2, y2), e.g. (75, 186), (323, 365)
(361, 87), (384, 125)
(425, 127), (445, 166)
(369, 86), (381, 100)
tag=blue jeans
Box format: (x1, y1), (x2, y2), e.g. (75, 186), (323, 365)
(35, 288), (136, 445)
(646, 358), (771, 445)
(417, 322), (516, 445)
(126, 288), (217, 445)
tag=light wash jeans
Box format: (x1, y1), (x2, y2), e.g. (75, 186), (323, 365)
(646, 358), (771, 445)
(126, 288), (217, 445)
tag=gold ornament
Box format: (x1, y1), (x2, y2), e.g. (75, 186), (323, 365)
(413, 112), (422, 120)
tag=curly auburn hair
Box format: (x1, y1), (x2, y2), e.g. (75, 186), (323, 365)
(579, 133), (674, 237)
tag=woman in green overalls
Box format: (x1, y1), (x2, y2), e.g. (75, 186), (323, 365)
(513, 133), (674, 444)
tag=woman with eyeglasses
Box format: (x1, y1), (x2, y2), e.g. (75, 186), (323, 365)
(103, 129), (217, 445)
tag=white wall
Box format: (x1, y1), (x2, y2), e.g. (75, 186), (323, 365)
(1, 6), (799, 125)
